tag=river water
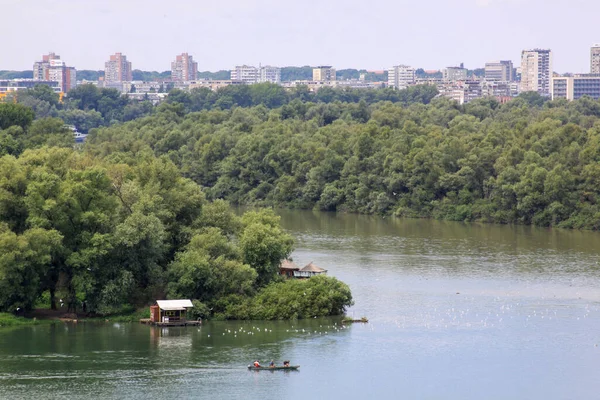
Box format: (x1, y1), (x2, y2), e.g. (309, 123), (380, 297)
(1, 211), (600, 399)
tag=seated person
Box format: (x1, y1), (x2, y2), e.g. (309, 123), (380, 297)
(283, 360), (290, 367)
(253, 360), (260, 367)
(269, 360), (275, 368)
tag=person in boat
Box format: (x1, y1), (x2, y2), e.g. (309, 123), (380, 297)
(253, 360), (261, 367)
(283, 360), (290, 367)
(269, 360), (275, 368)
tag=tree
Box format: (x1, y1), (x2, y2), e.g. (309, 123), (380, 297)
(0, 103), (34, 130)
(0, 226), (63, 312)
(239, 209), (294, 286)
(59, 109), (104, 133)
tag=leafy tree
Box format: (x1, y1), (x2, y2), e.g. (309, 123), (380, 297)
(239, 209), (294, 286)
(0, 226), (63, 312)
(0, 103), (35, 130)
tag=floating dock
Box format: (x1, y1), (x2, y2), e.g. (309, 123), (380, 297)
(140, 318), (202, 327)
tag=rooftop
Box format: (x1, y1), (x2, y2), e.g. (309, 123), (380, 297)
(301, 262), (327, 273)
(156, 299), (193, 310)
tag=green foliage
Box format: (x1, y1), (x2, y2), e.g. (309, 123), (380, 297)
(0, 312), (47, 327)
(76, 70), (103, 81)
(198, 70), (231, 80)
(83, 94), (600, 230)
(0, 144), (352, 321)
(0, 226), (63, 312)
(22, 117), (73, 149)
(0, 71), (33, 79)
(223, 275), (353, 320)
(281, 66), (313, 81)
(240, 210), (294, 286)
(132, 70), (171, 81)
(0, 103), (35, 130)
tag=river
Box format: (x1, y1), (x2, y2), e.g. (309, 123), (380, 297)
(1, 210), (599, 399)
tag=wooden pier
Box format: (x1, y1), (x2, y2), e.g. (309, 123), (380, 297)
(140, 318), (202, 327)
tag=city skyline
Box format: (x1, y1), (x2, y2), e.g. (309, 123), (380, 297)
(2, 0), (600, 73)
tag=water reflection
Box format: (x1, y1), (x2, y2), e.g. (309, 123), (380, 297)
(1, 211), (599, 399)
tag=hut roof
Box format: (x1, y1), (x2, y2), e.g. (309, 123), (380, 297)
(156, 299), (193, 310)
(301, 262), (327, 273)
(280, 259), (300, 270)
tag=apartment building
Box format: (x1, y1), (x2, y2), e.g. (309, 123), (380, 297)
(171, 53), (198, 81)
(190, 80), (245, 91)
(32, 53), (76, 92)
(551, 74), (600, 100)
(313, 66), (336, 82)
(231, 65), (259, 84)
(105, 53), (133, 82)
(388, 65), (415, 89)
(0, 79), (61, 94)
(258, 66), (281, 84)
(591, 45), (600, 74)
(520, 49), (552, 96)
(443, 65), (468, 81)
(485, 60), (514, 82)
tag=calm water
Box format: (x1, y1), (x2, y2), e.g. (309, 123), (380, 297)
(1, 211), (600, 399)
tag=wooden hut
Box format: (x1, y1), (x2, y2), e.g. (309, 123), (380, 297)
(295, 262), (328, 278)
(279, 259), (300, 278)
(146, 299), (198, 326)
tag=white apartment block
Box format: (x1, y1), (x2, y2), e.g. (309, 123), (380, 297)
(388, 65), (415, 89)
(313, 66), (336, 82)
(551, 74), (600, 101)
(258, 66), (281, 84)
(231, 65), (259, 84)
(520, 49), (552, 96)
(443, 66), (468, 81)
(591, 44), (600, 74)
(485, 60), (514, 82)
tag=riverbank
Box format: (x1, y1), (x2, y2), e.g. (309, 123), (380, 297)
(0, 308), (152, 328)
(0, 313), (52, 328)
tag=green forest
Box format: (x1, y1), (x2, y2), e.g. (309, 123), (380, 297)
(83, 88), (600, 230)
(0, 98), (353, 319)
(4, 81), (600, 319)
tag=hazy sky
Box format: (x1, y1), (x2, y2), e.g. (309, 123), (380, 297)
(2, 0), (598, 73)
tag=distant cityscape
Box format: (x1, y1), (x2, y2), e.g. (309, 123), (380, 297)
(2, 45), (600, 105)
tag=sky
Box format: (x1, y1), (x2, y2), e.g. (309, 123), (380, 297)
(1, 0), (598, 73)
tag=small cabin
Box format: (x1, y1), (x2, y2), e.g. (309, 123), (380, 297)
(149, 299), (194, 325)
(294, 262), (328, 278)
(279, 259), (300, 278)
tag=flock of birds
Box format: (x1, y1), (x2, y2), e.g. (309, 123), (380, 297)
(205, 323), (349, 339)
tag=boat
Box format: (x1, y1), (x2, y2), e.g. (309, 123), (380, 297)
(247, 365), (300, 371)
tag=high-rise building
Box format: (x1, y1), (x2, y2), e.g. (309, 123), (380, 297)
(32, 53), (76, 92)
(591, 44), (600, 74)
(230, 65), (259, 84)
(387, 65), (415, 89)
(105, 53), (132, 83)
(313, 66), (336, 82)
(520, 49), (552, 96)
(171, 53), (198, 81)
(258, 66), (281, 84)
(485, 60), (514, 82)
(443, 65), (468, 81)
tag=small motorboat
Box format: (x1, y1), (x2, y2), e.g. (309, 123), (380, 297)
(247, 365), (300, 371)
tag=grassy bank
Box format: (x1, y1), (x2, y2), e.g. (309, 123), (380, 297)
(84, 308), (150, 322)
(0, 313), (51, 328)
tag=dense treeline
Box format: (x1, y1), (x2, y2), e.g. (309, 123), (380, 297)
(0, 71), (33, 79)
(85, 93), (600, 229)
(0, 102), (353, 318)
(8, 83), (438, 135)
